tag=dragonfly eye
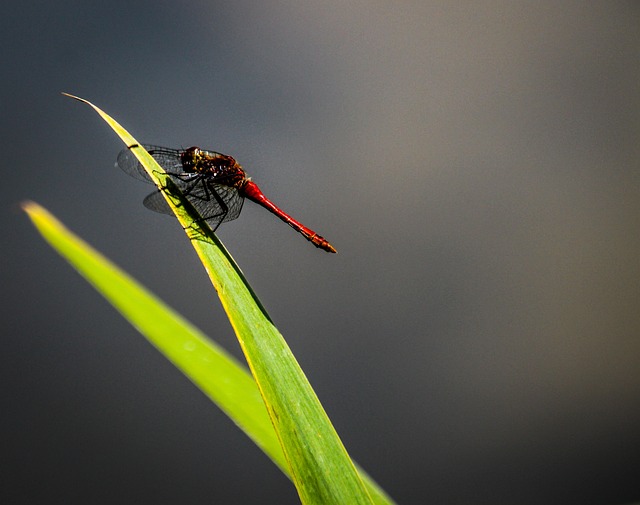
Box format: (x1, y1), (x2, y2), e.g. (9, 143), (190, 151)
(181, 147), (201, 172)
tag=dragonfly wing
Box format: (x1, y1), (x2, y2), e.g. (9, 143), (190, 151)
(216, 184), (244, 223)
(142, 190), (173, 215)
(116, 145), (185, 184)
(141, 179), (244, 226)
(182, 180), (244, 224)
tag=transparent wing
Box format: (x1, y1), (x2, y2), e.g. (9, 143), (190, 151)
(116, 145), (186, 184)
(142, 178), (245, 226)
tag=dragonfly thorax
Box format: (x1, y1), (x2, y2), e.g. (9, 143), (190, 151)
(180, 146), (246, 187)
(180, 147), (243, 177)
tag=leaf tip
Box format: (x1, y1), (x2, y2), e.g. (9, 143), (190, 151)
(61, 92), (88, 104)
(21, 201), (54, 227)
(21, 200), (40, 216)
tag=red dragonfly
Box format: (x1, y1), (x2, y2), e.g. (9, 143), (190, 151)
(116, 145), (336, 253)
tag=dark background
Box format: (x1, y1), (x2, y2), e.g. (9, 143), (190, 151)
(2, 2), (639, 504)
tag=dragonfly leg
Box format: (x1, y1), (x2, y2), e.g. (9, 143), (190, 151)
(180, 178), (229, 233)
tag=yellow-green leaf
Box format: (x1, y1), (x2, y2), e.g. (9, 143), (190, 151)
(30, 94), (397, 504)
(24, 202), (394, 504)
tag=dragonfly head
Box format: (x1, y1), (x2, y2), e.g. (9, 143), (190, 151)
(180, 147), (202, 173)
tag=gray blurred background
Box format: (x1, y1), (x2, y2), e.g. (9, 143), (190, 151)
(2, 1), (639, 504)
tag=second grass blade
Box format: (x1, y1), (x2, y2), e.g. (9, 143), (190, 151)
(25, 202), (394, 504)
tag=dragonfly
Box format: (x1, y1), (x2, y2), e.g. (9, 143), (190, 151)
(116, 145), (337, 253)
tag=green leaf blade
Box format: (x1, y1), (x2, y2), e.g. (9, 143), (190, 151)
(53, 94), (395, 504)
(24, 199), (395, 505)
(22, 201), (287, 469)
